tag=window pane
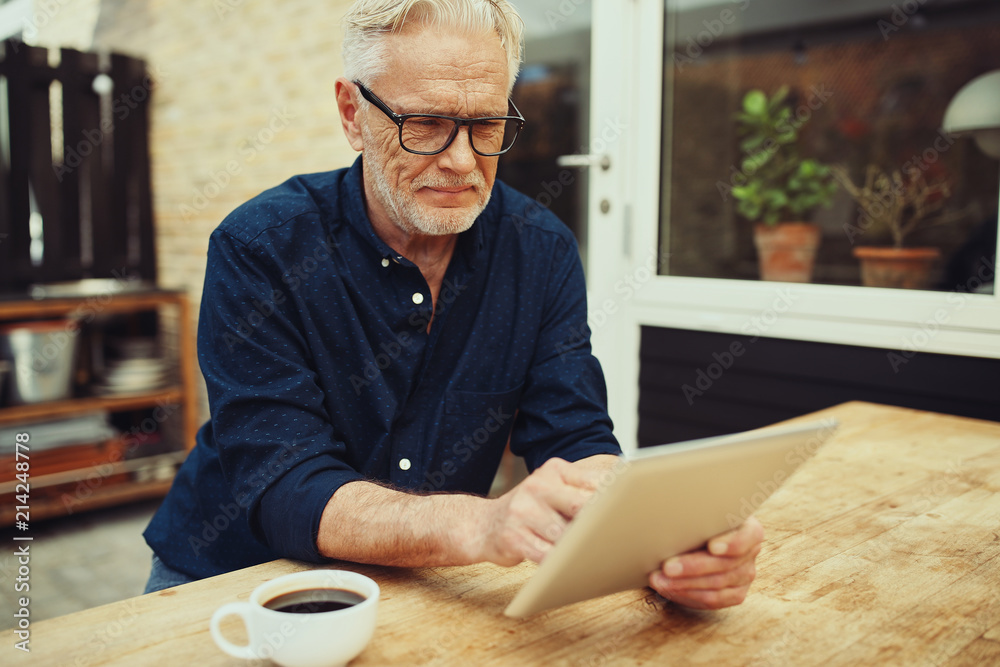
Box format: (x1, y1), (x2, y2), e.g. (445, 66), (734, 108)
(659, 0), (999, 293)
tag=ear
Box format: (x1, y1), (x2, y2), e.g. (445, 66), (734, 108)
(336, 78), (365, 152)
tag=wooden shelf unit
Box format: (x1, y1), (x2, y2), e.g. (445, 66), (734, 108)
(2, 480), (177, 525)
(0, 388), (187, 426)
(0, 289), (198, 524)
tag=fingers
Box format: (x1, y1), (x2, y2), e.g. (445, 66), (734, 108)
(659, 538), (763, 580)
(651, 582), (753, 610)
(705, 516), (765, 558)
(559, 454), (623, 492)
(648, 559), (757, 610)
(481, 458), (602, 566)
(650, 557), (757, 593)
(655, 516), (763, 580)
(529, 458), (599, 518)
(647, 517), (765, 610)
(498, 519), (562, 565)
(541, 476), (593, 519)
(502, 489), (572, 558)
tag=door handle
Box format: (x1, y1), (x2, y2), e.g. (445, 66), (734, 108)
(556, 154), (611, 171)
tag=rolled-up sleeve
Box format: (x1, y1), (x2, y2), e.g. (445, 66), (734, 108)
(509, 234), (622, 470)
(199, 226), (363, 562)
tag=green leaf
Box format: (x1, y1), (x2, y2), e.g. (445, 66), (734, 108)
(767, 85), (790, 112)
(744, 150), (774, 173)
(743, 90), (767, 116)
(739, 135), (766, 152)
(732, 84), (838, 223)
(766, 190), (789, 208)
(736, 199), (762, 220)
(730, 186), (752, 201)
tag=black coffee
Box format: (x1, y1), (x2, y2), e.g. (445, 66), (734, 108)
(264, 588), (366, 614)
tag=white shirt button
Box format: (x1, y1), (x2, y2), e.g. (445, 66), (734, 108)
(412, 293), (425, 305)
(399, 458), (412, 471)
(381, 258), (390, 268)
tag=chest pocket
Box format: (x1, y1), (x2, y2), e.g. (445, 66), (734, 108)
(424, 384), (523, 495)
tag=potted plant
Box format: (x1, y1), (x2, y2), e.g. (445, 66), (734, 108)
(731, 86), (839, 283)
(832, 164), (965, 289)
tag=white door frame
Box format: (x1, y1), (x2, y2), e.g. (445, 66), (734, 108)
(587, 0), (649, 454)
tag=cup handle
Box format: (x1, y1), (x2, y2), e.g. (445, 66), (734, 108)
(210, 602), (259, 660)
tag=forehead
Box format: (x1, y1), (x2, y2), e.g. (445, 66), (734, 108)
(374, 25), (510, 116)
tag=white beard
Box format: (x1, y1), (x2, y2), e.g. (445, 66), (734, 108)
(362, 125), (491, 237)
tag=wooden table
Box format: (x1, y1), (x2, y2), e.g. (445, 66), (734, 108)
(20, 402), (1000, 665)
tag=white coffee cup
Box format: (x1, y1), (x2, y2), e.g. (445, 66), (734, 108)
(210, 569), (379, 667)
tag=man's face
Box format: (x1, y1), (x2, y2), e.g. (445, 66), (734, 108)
(358, 26), (509, 237)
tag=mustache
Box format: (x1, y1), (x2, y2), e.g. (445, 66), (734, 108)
(410, 173), (486, 192)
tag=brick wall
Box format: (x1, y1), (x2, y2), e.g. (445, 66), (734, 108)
(32, 0), (359, 422)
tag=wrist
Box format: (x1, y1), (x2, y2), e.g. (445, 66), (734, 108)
(439, 493), (493, 565)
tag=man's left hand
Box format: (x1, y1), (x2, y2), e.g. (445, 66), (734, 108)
(648, 516), (764, 610)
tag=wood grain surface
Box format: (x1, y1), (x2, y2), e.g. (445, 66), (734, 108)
(18, 402), (1000, 666)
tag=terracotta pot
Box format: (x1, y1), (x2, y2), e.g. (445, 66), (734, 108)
(852, 246), (940, 289)
(753, 222), (821, 283)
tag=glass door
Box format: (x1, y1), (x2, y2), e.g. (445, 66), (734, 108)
(500, 1), (642, 451)
(499, 1), (594, 259)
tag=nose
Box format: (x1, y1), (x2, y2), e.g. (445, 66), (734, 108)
(435, 126), (478, 175)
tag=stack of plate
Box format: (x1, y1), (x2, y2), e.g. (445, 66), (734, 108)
(0, 414), (117, 453)
(92, 337), (174, 396)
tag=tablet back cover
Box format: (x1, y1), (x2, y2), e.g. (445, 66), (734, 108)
(504, 420), (837, 617)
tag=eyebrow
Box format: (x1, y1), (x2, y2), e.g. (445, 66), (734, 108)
(400, 94), (510, 119)
(411, 104), (511, 119)
(358, 82), (511, 120)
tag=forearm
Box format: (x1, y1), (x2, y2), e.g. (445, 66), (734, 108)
(571, 454), (621, 474)
(316, 480), (491, 567)
(316, 454), (622, 569)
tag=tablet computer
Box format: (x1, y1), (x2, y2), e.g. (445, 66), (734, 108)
(503, 419), (838, 618)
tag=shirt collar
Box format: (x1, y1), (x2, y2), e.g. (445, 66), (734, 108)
(341, 156), (488, 270)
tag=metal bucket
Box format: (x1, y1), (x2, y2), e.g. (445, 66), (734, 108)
(0, 320), (80, 404)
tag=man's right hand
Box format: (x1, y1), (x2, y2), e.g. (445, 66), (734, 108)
(474, 456), (619, 566)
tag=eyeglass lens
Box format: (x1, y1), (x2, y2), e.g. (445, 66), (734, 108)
(400, 116), (519, 155)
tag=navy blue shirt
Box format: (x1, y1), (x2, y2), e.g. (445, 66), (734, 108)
(144, 157), (620, 578)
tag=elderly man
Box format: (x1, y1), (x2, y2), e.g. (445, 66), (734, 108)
(144, 0), (763, 611)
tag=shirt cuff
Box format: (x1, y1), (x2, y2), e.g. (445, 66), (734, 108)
(256, 465), (366, 563)
(553, 441), (623, 464)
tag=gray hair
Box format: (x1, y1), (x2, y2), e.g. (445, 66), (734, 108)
(342, 0), (524, 94)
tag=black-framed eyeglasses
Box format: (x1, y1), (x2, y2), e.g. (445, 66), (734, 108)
(353, 81), (525, 156)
